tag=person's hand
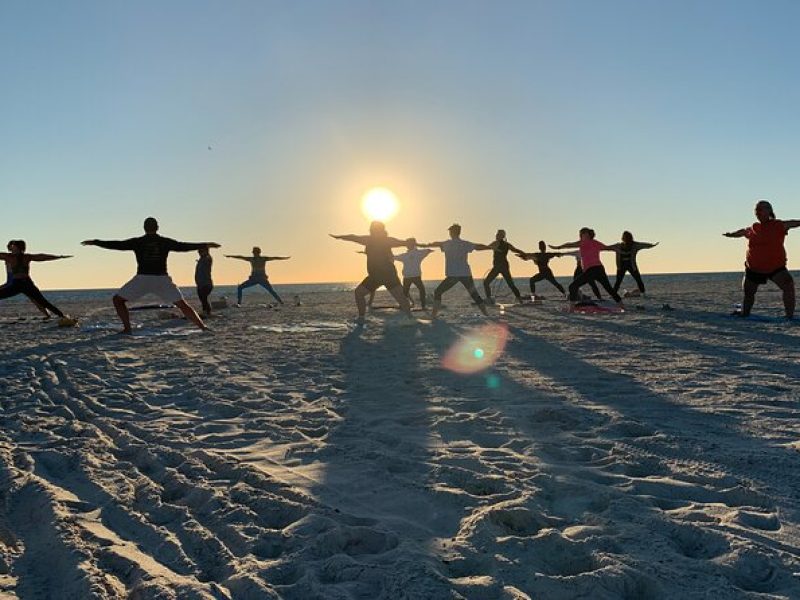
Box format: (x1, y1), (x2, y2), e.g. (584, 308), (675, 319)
(81, 240), (96, 246)
(208, 243), (221, 248)
(61, 255), (73, 259)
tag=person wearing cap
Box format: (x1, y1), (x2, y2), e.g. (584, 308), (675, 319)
(82, 217), (221, 333)
(330, 221), (412, 321)
(419, 224), (491, 318)
(724, 200), (800, 318)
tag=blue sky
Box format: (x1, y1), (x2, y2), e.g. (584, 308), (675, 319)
(2, 1), (799, 288)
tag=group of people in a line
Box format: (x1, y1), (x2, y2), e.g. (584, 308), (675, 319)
(1, 200), (797, 333)
(332, 222), (658, 319)
(0, 217), (290, 333)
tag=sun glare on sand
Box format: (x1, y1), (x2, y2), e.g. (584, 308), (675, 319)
(361, 187), (399, 222)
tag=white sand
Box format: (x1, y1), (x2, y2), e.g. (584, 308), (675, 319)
(1, 281), (800, 599)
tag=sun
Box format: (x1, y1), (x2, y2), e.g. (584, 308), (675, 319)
(361, 187), (399, 222)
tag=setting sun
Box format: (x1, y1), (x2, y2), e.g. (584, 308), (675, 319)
(361, 187), (399, 222)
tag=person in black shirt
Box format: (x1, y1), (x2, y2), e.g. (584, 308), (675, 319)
(82, 217), (220, 333)
(195, 247), (214, 317)
(515, 241), (570, 296)
(330, 221), (412, 321)
(605, 231), (659, 295)
(483, 229), (524, 304)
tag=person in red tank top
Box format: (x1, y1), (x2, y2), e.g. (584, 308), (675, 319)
(723, 200), (800, 318)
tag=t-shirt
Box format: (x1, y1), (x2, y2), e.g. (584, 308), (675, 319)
(93, 234), (207, 275)
(441, 239), (476, 277)
(195, 255), (213, 286)
(745, 219), (787, 272)
(579, 239), (606, 270)
(394, 248), (432, 278)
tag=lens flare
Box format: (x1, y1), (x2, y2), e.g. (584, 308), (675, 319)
(442, 324), (509, 374)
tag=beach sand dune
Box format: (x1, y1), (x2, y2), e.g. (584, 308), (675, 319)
(1, 282), (799, 599)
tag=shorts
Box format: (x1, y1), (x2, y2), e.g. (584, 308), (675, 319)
(118, 274), (184, 304)
(744, 266), (789, 285)
(360, 270), (401, 292)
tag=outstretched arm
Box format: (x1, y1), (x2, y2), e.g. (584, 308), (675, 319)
(225, 255), (250, 260)
(417, 241), (443, 248)
(27, 254), (73, 262)
(473, 243), (492, 251)
(783, 220), (800, 231)
(549, 241), (580, 249)
(723, 229), (747, 238)
(265, 256), (291, 261)
(635, 241), (659, 250)
(81, 238), (137, 250)
(170, 241), (220, 252)
(553, 251), (579, 258)
(330, 234), (369, 245)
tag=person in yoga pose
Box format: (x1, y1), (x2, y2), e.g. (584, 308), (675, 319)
(515, 241), (570, 296)
(483, 229), (524, 305)
(226, 247), (289, 306)
(550, 228), (623, 307)
(419, 224), (491, 318)
(0, 240), (71, 319)
(330, 221), (412, 320)
(82, 217), (220, 333)
(605, 231), (658, 295)
(724, 200), (800, 318)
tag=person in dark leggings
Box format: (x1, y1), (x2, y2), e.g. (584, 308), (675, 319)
(606, 231), (659, 295)
(2, 241), (51, 317)
(551, 228), (623, 307)
(483, 229), (524, 304)
(226, 247), (290, 306)
(195, 247), (214, 316)
(0, 240), (71, 318)
(724, 200), (800, 318)
(331, 221), (412, 320)
(515, 241), (571, 296)
(419, 224), (491, 318)
(573, 256), (602, 300)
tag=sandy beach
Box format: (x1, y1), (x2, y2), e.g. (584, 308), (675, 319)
(1, 278), (799, 599)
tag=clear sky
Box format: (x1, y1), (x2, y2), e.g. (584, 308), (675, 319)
(2, 1), (799, 289)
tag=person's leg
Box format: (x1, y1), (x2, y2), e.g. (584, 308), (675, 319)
(260, 281), (283, 304)
(387, 285), (412, 317)
(175, 299), (208, 330)
(771, 270), (795, 318)
(197, 284), (212, 315)
(402, 278), (413, 305)
(0, 281), (21, 301)
(500, 268), (523, 302)
(432, 277), (459, 317)
(237, 279), (257, 304)
(588, 279), (603, 299)
(413, 278), (427, 308)
(740, 274), (758, 317)
(354, 284), (372, 318)
(113, 294), (133, 333)
(21, 283), (65, 318)
(630, 269), (646, 294)
(546, 274), (566, 294)
(483, 268), (500, 300)
(613, 268), (626, 293)
(461, 277), (488, 315)
(591, 267), (622, 303)
(568, 270), (592, 301)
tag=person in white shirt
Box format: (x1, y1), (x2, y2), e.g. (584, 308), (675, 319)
(419, 224), (491, 318)
(393, 238), (433, 309)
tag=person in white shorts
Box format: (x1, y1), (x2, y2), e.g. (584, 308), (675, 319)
(82, 217), (220, 333)
(419, 224), (491, 318)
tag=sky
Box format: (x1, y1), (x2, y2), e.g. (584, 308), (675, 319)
(2, 0), (799, 289)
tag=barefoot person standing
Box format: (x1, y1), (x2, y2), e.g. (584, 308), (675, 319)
(82, 217), (220, 333)
(419, 224), (491, 318)
(606, 231), (659, 296)
(483, 229), (524, 305)
(330, 221), (412, 321)
(515, 241), (570, 297)
(0, 240), (72, 320)
(2, 240), (51, 318)
(394, 238), (433, 309)
(226, 247), (290, 306)
(551, 228), (623, 307)
(724, 200), (800, 318)
(195, 246), (214, 317)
